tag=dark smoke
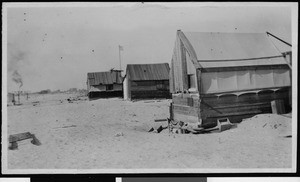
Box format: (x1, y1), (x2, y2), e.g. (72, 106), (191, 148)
(12, 70), (23, 88)
(8, 43), (28, 89)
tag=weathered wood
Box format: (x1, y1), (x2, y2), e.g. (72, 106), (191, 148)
(201, 86), (290, 96)
(201, 102), (271, 110)
(169, 103), (173, 120)
(173, 113), (199, 123)
(131, 90), (171, 99)
(202, 102), (271, 113)
(173, 104), (199, 117)
(154, 119), (168, 122)
(180, 40), (188, 91)
(196, 69), (202, 125)
(8, 142), (18, 150)
(172, 95), (200, 107)
(187, 97), (194, 107)
(203, 110), (263, 119)
(202, 89), (289, 107)
(8, 132), (41, 150)
(9, 132), (32, 143)
(271, 100), (286, 114)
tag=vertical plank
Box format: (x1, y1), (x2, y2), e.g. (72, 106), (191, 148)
(170, 58), (175, 93)
(169, 102), (173, 120)
(271, 99), (286, 114)
(180, 40), (188, 91)
(196, 69), (202, 125)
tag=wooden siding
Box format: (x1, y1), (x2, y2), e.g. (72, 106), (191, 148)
(113, 84), (122, 91)
(171, 87), (291, 126)
(201, 88), (291, 125)
(172, 94), (201, 124)
(131, 80), (169, 91)
(128, 80), (170, 100)
(131, 90), (171, 100)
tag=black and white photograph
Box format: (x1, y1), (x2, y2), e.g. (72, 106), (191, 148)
(2, 2), (298, 174)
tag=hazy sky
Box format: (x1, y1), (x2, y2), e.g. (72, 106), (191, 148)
(4, 2), (294, 92)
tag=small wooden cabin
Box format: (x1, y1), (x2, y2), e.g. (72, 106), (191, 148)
(123, 63), (171, 100)
(170, 30), (291, 127)
(87, 70), (123, 99)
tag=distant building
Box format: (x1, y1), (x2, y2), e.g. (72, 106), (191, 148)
(169, 30), (291, 127)
(87, 70), (123, 99)
(123, 63), (171, 100)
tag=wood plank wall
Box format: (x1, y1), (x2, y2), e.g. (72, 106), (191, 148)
(172, 94), (200, 123)
(201, 88), (291, 125)
(131, 90), (171, 99)
(172, 87), (291, 127)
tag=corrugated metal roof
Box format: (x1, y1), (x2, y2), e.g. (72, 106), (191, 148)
(182, 32), (288, 68)
(87, 71), (123, 85)
(127, 63), (170, 81)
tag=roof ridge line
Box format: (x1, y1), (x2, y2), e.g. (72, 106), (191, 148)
(198, 55), (284, 62)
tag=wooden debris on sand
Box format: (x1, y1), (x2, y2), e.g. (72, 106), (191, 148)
(8, 132), (41, 150)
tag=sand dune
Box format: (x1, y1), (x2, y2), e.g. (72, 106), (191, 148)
(6, 93), (292, 170)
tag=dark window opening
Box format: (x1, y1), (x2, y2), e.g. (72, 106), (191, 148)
(106, 84), (113, 90)
(188, 74), (195, 89)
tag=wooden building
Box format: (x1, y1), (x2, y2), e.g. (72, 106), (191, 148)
(170, 30), (292, 127)
(87, 70), (123, 99)
(123, 63), (171, 100)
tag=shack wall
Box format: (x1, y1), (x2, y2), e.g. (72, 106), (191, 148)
(172, 87), (291, 127)
(172, 93), (200, 124)
(113, 84), (123, 91)
(200, 87), (291, 127)
(170, 36), (186, 93)
(130, 80), (170, 99)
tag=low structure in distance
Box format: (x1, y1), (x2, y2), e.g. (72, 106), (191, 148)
(123, 63), (171, 100)
(87, 69), (123, 100)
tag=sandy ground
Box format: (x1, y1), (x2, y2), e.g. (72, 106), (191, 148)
(6, 93), (292, 169)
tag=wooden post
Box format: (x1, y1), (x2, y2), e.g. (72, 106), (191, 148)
(271, 100), (286, 114)
(196, 69), (202, 126)
(169, 102), (173, 120)
(12, 93), (15, 105)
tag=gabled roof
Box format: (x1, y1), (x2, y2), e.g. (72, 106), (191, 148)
(180, 31), (289, 68)
(126, 63), (170, 81)
(87, 71), (122, 85)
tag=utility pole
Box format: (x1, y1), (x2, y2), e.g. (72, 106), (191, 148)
(119, 45), (123, 70)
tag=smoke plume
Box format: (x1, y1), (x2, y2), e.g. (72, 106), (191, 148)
(12, 70), (23, 88)
(8, 43), (28, 89)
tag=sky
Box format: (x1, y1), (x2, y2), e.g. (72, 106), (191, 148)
(4, 2), (294, 92)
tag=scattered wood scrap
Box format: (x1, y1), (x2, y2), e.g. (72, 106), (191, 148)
(8, 132), (41, 150)
(150, 117), (236, 134)
(53, 125), (77, 129)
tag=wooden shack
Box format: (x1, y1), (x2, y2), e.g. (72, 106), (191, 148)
(169, 30), (292, 127)
(123, 63), (171, 100)
(87, 70), (123, 99)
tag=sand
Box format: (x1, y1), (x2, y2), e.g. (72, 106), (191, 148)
(6, 93), (292, 170)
